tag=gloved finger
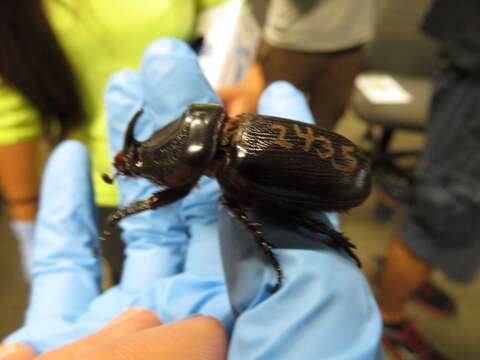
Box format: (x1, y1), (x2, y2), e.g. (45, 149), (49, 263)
(105, 69), (143, 159)
(145, 40), (231, 318)
(140, 221), (232, 330)
(24, 141), (101, 324)
(140, 38), (225, 277)
(140, 38), (220, 120)
(182, 178), (222, 276)
(105, 69), (159, 208)
(106, 64), (190, 292)
(107, 39), (219, 155)
(104, 38), (222, 292)
(106, 69), (188, 291)
(227, 250), (383, 360)
(218, 202), (382, 359)
(258, 81), (315, 125)
(106, 39), (220, 201)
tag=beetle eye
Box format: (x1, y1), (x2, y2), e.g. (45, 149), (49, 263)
(113, 154), (127, 173)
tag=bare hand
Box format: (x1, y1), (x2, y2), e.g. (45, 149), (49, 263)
(0, 309), (227, 360)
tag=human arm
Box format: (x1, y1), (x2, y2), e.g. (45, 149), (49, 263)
(217, 60), (266, 116)
(0, 84), (43, 221)
(0, 84), (45, 279)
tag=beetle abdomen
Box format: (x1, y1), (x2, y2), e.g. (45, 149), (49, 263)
(219, 114), (371, 211)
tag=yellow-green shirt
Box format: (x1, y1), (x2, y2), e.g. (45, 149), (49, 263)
(0, 0), (225, 207)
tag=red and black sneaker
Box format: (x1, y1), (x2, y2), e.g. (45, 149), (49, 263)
(413, 281), (456, 317)
(382, 320), (450, 360)
(368, 257), (456, 317)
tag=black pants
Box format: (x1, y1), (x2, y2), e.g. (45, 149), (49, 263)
(399, 66), (480, 283)
(258, 41), (365, 130)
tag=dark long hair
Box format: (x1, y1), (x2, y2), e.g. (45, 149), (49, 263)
(0, 0), (84, 142)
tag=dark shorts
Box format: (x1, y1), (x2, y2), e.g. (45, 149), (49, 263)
(258, 41), (364, 130)
(399, 67), (480, 283)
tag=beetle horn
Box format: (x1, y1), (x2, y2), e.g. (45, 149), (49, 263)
(123, 109), (144, 150)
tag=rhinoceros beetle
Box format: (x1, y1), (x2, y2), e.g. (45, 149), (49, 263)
(103, 104), (371, 292)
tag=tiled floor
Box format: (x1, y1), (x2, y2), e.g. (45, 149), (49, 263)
(0, 110), (479, 358)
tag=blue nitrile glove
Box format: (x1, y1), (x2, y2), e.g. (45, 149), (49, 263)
(102, 38), (226, 294)
(93, 38), (232, 326)
(3, 141), (104, 352)
(3, 38), (232, 354)
(220, 81), (384, 360)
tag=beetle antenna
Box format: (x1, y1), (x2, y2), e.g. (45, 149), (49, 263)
(102, 172), (117, 184)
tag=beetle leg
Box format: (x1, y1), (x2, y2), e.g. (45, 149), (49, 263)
(102, 184), (194, 239)
(291, 214), (361, 267)
(222, 197), (283, 294)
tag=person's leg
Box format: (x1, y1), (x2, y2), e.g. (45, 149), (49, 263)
(259, 42), (365, 130)
(309, 46), (364, 130)
(0, 138), (43, 280)
(258, 42), (315, 94)
(377, 236), (432, 322)
(377, 235), (451, 359)
(377, 67), (480, 360)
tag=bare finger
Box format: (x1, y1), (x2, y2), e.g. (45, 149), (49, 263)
(76, 315), (227, 360)
(36, 308), (160, 360)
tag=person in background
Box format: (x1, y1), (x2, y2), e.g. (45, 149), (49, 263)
(219, 0), (376, 130)
(0, 0), (226, 283)
(375, 1), (480, 359)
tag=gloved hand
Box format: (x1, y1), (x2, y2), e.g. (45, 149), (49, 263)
(2, 38), (232, 355)
(2, 38), (383, 359)
(219, 81), (384, 360)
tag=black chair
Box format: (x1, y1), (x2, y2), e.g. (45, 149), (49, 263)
(351, 0), (438, 217)
(352, 0), (437, 178)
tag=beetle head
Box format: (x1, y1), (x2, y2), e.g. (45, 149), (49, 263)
(103, 110), (144, 184)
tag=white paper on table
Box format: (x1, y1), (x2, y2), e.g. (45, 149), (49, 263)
(355, 74), (413, 104)
(196, 0), (261, 89)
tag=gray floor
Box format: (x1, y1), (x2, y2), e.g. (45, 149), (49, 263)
(1, 111), (479, 358)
